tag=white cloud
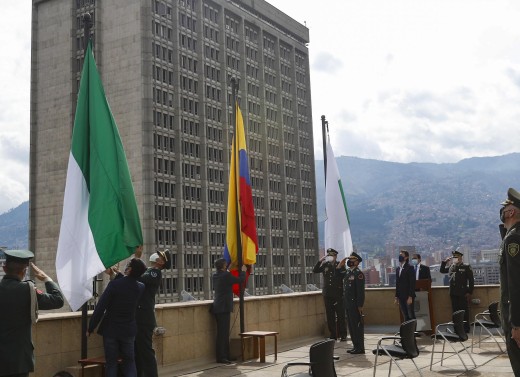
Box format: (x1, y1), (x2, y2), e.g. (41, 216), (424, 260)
(2, 0), (520, 212)
(0, 2), (31, 213)
(269, 0), (520, 162)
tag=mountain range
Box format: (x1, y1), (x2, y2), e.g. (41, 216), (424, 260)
(2, 153), (520, 253)
(315, 152), (520, 253)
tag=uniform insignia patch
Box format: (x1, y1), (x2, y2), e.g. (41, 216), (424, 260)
(358, 273), (364, 279)
(508, 243), (520, 257)
(151, 271), (158, 277)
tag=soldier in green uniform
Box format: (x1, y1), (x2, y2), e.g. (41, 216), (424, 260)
(339, 252), (365, 354)
(0, 250), (64, 377)
(499, 187), (520, 375)
(313, 248), (347, 341)
(135, 247), (170, 377)
(440, 249), (474, 332)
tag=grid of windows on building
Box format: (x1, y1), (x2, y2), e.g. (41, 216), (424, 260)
(33, 0), (318, 305)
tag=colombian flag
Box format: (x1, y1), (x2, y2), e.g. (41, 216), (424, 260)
(223, 101), (258, 295)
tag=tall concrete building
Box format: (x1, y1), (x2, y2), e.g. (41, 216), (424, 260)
(30, 0), (319, 301)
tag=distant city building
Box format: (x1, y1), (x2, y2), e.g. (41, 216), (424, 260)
(30, 0), (318, 301)
(364, 266), (380, 286)
(480, 249), (499, 263)
(0, 247), (5, 278)
(472, 262), (500, 285)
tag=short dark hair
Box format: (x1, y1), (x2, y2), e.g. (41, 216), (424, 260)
(214, 258), (227, 270)
(413, 253), (421, 260)
(4, 261), (27, 275)
(400, 250), (409, 258)
(128, 258), (146, 278)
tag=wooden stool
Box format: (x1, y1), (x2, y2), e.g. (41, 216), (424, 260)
(78, 356), (122, 377)
(240, 331), (279, 362)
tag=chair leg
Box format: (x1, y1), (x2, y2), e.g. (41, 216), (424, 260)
(460, 341), (477, 369)
(471, 324), (477, 352)
(441, 340), (446, 366)
(430, 338), (436, 370)
(373, 346), (380, 377)
(446, 340), (469, 371)
(411, 358), (424, 377)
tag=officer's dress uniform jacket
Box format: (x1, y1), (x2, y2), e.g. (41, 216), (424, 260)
(499, 221), (520, 374)
(342, 267), (365, 350)
(440, 259), (474, 332)
(0, 275), (64, 376)
(135, 267), (162, 377)
(313, 260), (347, 339)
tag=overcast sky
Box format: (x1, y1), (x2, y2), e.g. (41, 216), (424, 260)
(1, 0), (520, 213)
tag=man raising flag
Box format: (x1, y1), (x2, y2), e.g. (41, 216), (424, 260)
(56, 41), (143, 311)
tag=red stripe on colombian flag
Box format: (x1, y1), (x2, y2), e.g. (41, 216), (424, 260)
(223, 102), (258, 295)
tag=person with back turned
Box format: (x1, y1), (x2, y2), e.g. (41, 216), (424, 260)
(0, 249), (64, 377)
(440, 249), (474, 332)
(499, 187), (520, 376)
(313, 248), (347, 341)
(339, 251), (365, 354)
(211, 258), (247, 364)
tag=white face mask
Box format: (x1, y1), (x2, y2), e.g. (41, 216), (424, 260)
(452, 257), (459, 264)
(325, 256), (334, 263)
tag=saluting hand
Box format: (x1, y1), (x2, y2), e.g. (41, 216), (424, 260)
(31, 262), (49, 281)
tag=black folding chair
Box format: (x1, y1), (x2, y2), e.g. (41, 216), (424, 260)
(372, 319), (422, 377)
(281, 339), (337, 377)
(430, 310), (477, 371)
(471, 301), (505, 352)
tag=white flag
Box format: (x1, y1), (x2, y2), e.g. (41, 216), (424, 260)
(324, 139), (353, 260)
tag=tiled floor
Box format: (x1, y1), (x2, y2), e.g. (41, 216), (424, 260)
(159, 326), (514, 376)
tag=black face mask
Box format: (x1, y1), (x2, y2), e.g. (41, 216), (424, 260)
(500, 207), (505, 223)
(347, 260), (354, 267)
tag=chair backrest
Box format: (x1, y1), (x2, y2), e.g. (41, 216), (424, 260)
(452, 310), (468, 341)
(309, 339), (336, 377)
(488, 301), (501, 326)
(399, 319), (419, 358)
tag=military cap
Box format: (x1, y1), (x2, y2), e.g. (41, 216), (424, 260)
(150, 249), (171, 269)
(326, 248), (338, 255)
(4, 249), (34, 264)
(501, 187), (520, 208)
(348, 251), (363, 262)
(452, 250), (463, 257)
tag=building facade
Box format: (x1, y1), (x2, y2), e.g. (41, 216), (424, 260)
(30, 0), (319, 302)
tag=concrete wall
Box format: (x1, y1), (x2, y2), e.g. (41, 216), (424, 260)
(31, 285), (500, 376)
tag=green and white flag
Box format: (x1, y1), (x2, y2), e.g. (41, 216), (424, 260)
(324, 137), (353, 261)
(56, 42), (143, 311)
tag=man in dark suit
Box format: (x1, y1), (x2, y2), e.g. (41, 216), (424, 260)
(395, 250), (416, 321)
(88, 258), (146, 377)
(0, 249), (64, 377)
(212, 258), (246, 364)
(411, 253), (431, 281)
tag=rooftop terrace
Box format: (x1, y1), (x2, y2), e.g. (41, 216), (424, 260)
(158, 326), (514, 376)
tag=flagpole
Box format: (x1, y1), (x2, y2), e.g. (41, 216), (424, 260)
(80, 12), (93, 360)
(230, 77), (245, 333)
(321, 115), (328, 184)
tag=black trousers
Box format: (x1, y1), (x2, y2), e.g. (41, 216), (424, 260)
(450, 295), (470, 332)
(135, 323), (158, 377)
(323, 295), (346, 338)
(501, 302), (520, 376)
(346, 305), (364, 350)
(214, 312), (231, 361)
